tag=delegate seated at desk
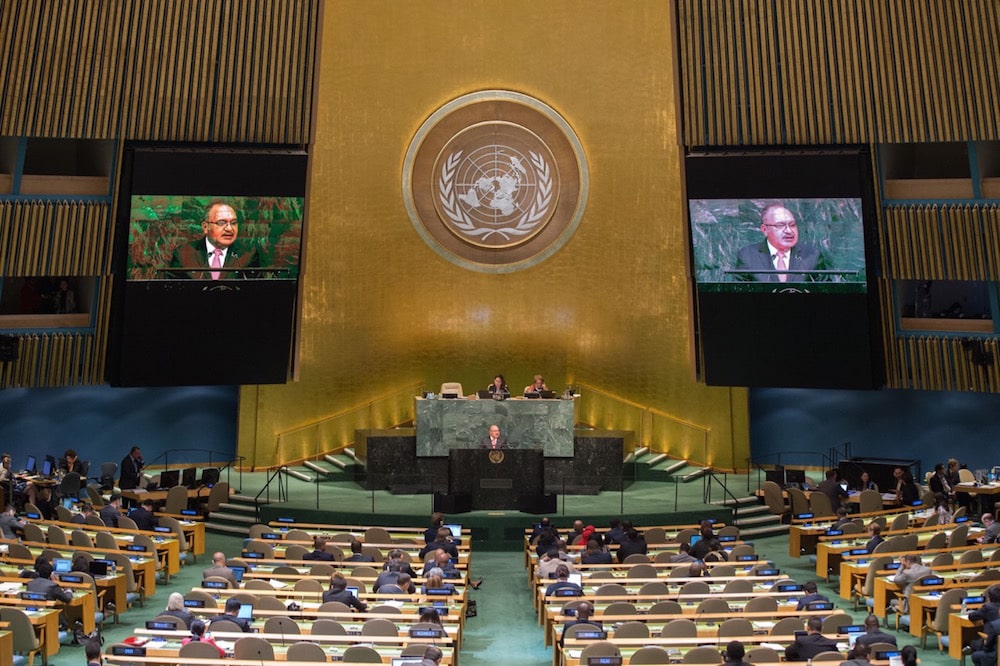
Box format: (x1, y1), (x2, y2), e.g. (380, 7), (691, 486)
(487, 374), (510, 399)
(523, 374), (548, 396)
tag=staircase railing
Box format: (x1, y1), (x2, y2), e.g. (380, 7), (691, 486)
(143, 449), (244, 491)
(254, 465), (289, 521)
(702, 469), (738, 525)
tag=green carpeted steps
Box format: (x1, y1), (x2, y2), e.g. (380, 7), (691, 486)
(205, 493), (263, 536)
(635, 453), (704, 482)
(711, 493), (790, 538)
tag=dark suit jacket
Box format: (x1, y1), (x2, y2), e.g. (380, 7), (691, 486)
(479, 435), (507, 449)
(211, 613), (251, 632)
(99, 504), (120, 528)
(786, 632), (839, 660)
(129, 507), (158, 531)
(302, 549), (335, 561)
(169, 238), (261, 279)
(119, 454), (143, 490)
(855, 629), (897, 648)
(26, 576), (73, 602)
(734, 241), (826, 282)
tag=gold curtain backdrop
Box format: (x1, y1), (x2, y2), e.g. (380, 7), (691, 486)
(238, 1), (748, 470)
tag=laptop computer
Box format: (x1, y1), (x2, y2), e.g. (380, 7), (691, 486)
(476, 390), (492, 399)
(88, 560), (109, 577)
(53, 558), (72, 573)
(237, 603), (253, 620)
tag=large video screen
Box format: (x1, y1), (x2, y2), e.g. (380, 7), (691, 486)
(689, 197), (866, 291)
(685, 148), (883, 389)
(127, 195), (303, 280)
(107, 145), (308, 387)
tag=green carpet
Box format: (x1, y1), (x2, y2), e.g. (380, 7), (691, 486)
(36, 484), (961, 666)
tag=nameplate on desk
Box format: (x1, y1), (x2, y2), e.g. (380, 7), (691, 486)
(825, 529), (843, 536)
(736, 554), (759, 561)
(60, 574), (83, 584)
(181, 509), (198, 516)
(755, 568), (779, 576)
(20, 592), (46, 601)
(718, 535), (737, 543)
(203, 580), (227, 589)
(277, 517), (295, 523)
(409, 628), (444, 638)
(776, 584), (803, 592)
(126, 545), (146, 552)
(146, 620), (176, 630)
(112, 646), (146, 657)
(576, 630), (607, 640)
(154, 526), (171, 533)
(261, 532), (280, 540)
(24, 512), (41, 520)
(795, 513), (814, 520)
(480, 479), (513, 489)
(425, 588), (453, 596)
(242, 551), (264, 558)
(184, 599), (206, 608)
(966, 596), (985, 605)
(555, 588), (583, 597)
(849, 548), (869, 556)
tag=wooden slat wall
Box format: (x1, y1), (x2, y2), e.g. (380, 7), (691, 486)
(0, 0), (319, 142)
(678, 0), (1000, 392)
(0, 201), (110, 276)
(0, 0), (319, 388)
(676, 0), (1000, 146)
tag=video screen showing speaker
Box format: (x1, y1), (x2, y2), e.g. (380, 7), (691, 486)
(685, 148), (883, 389)
(107, 144), (308, 387)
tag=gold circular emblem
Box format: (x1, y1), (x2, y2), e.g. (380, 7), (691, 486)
(488, 449), (505, 464)
(403, 91), (588, 273)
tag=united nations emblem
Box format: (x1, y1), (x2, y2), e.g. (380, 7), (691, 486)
(488, 449), (505, 464)
(404, 91), (589, 273)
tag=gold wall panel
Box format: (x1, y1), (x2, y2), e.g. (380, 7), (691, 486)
(239, 1), (748, 470)
(676, 0), (1000, 146)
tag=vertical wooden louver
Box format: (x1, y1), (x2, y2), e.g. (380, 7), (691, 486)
(0, 0), (319, 388)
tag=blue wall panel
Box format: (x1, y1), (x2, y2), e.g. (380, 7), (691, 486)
(0, 385), (238, 471)
(750, 388), (1000, 474)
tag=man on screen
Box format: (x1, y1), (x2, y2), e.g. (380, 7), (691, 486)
(733, 204), (827, 282)
(169, 201), (260, 279)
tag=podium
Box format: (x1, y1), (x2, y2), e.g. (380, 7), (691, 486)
(448, 448), (544, 510)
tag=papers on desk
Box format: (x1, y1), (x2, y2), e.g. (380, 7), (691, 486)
(381, 600), (405, 608)
(754, 621), (776, 630)
(0, 582), (21, 593)
(268, 579), (286, 589)
(144, 638), (167, 648)
(214, 640), (235, 652)
(759, 643), (784, 651)
(881, 493), (898, 501)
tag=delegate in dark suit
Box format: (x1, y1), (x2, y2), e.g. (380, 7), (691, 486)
(479, 435), (507, 449)
(786, 632), (839, 661)
(169, 238), (261, 279)
(733, 241), (826, 282)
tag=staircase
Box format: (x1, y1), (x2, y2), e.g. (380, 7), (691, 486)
(633, 451), (706, 483)
(712, 494), (789, 538)
(278, 449), (361, 485)
(205, 492), (263, 536)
